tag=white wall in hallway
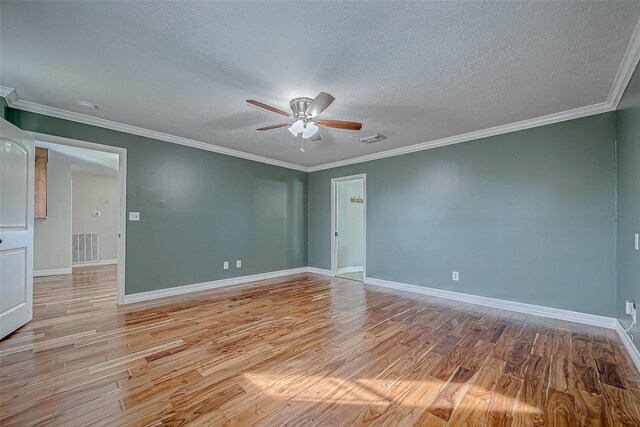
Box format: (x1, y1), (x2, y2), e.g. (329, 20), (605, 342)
(72, 173), (118, 262)
(337, 179), (364, 271)
(34, 151), (72, 271)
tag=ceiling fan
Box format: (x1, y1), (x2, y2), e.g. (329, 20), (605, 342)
(247, 92), (362, 151)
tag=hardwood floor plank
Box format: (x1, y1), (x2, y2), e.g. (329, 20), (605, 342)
(1, 265), (638, 425)
(596, 358), (628, 390)
(87, 339), (185, 374)
(446, 357), (505, 426)
(601, 383), (640, 425)
(485, 374), (522, 427)
(573, 387), (610, 427)
(427, 366), (476, 421)
(545, 388), (576, 427)
(572, 362), (602, 396)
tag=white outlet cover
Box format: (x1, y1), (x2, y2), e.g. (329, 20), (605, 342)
(236, 260), (241, 268)
(635, 233), (639, 251)
(128, 212), (140, 221)
(223, 261), (229, 270)
(452, 271), (459, 281)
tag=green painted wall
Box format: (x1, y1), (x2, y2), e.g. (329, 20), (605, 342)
(8, 109), (307, 295)
(616, 66), (640, 349)
(3, 104), (622, 318)
(309, 113), (617, 317)
(0, 98), (8, 120)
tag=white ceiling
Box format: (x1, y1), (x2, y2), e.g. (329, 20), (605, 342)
(36, 141), (119, 177)
(2, 1), (639, 167)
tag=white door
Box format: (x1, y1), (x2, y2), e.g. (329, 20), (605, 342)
(0, 119), (35, 339)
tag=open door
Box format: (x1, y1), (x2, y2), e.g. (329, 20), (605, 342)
(0, 119), (35, 339)
(331, 174), (366, 282)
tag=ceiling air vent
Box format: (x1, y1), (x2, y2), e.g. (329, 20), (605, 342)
(359, 133), (387, 144)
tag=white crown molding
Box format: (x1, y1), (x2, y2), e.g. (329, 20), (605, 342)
(0, 86), (18, 104)
(615, 321), (640, 373)
(3, 87), (613, 173)
(34, 268), (72, 277)
(364, 276), (617, 329)
(307, 102), (614, 172)
(0, 86), (307, 172)
(608, 17), (640, 109)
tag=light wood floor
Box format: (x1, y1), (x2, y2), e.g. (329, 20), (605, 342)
(1, 266), (639, 426)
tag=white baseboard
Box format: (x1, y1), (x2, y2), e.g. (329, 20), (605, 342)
(34, 268), (72, 277)
(306, 267), (333, 276)
(119, 264), (636, 371)
(73, 259), (118, 268)
(123, 267), (309, 304)
(337, 266), (364, 275)
(615, 320), (640, 373)
(364, 276), (617, 329)
(121, 265), (619, 332)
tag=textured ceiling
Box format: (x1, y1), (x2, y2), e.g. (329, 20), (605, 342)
(2, 1), (639, 167)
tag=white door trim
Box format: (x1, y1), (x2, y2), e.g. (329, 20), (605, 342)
(29, 132), (127, 305)
(331, 174), (366, 280)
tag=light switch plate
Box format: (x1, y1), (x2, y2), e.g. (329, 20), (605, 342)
(236, 260), (242, 268)
(129, 212), (140, 221)
(223, 261), (229, 270)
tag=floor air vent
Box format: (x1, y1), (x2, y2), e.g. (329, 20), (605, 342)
(72, 232), (99, 264)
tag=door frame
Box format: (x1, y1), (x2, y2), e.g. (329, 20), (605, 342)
(331, 173), (366, 279)
(30, 132), (127, 305)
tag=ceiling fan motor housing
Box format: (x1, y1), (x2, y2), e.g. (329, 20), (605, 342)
(289, 97), (314, 118)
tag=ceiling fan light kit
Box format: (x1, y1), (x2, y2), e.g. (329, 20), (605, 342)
(247, 92), (363, 151)
(288, 119), (305, 136)
(302, 122), (318, 138)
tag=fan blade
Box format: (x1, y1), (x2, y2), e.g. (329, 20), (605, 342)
(256, 123), (291, 131)
(247, 100), (292, 117)
(309, 133), (321, 142)
(316, 119), (362, 131)
(305, 92), (335, 117)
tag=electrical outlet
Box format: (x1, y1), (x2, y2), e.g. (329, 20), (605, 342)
(236, 260), (242, 268)
(128, 212), (140, 221)
(452, 271), (459, 281)
(223, 261), (229, 270)
(635, 233), (639, 251)
(626, 300), (636, 315)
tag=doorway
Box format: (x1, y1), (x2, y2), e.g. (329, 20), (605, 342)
(31, 133), (127, 304)
(331, 174), (366, 281)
